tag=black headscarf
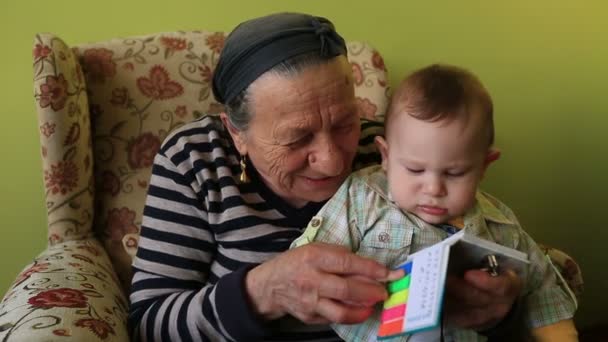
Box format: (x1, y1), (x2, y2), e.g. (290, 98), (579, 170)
(212, 12), (347, 104)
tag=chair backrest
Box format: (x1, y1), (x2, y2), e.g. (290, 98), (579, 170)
(33, 31), (390, 290)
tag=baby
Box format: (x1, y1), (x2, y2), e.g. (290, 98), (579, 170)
(292, 64), (577, 341)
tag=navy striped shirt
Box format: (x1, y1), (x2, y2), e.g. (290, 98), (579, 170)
(129, 115), (383, 341)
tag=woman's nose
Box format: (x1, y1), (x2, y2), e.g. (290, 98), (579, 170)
(308, 138), (344, 176)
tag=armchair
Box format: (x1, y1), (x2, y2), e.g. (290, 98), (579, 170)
(0, 30), (581, 341)
(0, 31), (389, 341)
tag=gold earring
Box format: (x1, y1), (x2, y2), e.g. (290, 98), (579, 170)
(239, 156), (249, 183)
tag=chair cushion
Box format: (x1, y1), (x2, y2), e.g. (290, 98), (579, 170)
(0, 239), (128, 341)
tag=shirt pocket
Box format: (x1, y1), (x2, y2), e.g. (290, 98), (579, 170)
(356, 222), (413, 268)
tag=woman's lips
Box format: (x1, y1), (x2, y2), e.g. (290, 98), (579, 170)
(302, 176), (341, 188)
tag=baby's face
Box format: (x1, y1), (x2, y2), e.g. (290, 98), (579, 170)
(377, 112), (490, 224)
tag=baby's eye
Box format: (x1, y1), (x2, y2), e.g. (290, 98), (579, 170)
(446, 170), (466, 177)
(406, 167), (424, 174)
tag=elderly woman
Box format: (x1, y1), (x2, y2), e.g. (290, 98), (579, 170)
(129, 12), (521, 341)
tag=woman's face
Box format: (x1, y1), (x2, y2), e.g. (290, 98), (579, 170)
(224, 56), (360, 207)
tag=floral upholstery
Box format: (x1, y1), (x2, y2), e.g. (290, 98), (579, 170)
(0, 30), (579, 341)
(0, 239), (128, 341)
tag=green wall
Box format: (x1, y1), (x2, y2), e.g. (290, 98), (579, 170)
(1, 0), (606, 331)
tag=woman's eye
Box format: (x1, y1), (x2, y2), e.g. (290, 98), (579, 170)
(287, 135), (312, 147)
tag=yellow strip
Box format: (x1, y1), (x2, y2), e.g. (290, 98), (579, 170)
(383, 289), (409, 308)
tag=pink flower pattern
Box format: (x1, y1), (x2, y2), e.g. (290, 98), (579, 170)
(372, 51), (386, 71)
(356, 97), (378, 119)
(33, 44), (52, 59)
(52, 329), (71, 337)
(82, 48), (116, 83)
(39, 74), (69, 111)
(44, 161), (79, 195)
(110, 87), (130, 108)
(106, 207), (139, 241)
(28, 288), (88, 309)
(101, 170), (120, 196)
(160, 37), (188, 51)
(137, 65), (184, 100)
(75, 318), (115, 339)
(205, 32), (225, 54)
(128, 133), (161, 169)
(48, 233), (62, 244)
(14, 262), (50, 285)
(40, 122), (56, 138)
(175, 105), (187, 118)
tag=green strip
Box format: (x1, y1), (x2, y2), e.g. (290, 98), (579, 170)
(388, 274), (411, 293)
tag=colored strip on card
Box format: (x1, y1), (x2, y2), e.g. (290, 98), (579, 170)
(388, 274), (411, 293)
(378, 318), (404, 337)
(398, 261), (413, 275)
(380, 303), (406, 323)
(383, 288), (409, 308)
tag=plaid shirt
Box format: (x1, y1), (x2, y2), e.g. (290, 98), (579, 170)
(292, 165), (576, 341)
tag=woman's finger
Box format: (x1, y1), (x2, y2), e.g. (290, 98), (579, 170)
(316, 273), (388, 306)
(309, 243), (391, 280)
(315, 298), (375, 324)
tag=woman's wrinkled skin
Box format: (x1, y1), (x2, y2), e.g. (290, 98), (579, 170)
(222, 56), (360, 208)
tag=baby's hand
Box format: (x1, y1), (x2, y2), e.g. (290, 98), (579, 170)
(444, 269), (522, 330)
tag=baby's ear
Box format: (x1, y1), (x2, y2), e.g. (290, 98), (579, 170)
(485, 148), (501, 166)
(375, 136), (389, 171)
(481, 147), (500, 178)
(482, 148), (501, 177)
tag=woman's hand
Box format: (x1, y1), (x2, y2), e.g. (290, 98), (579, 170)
(245, 243), (401, 324)
(444, 269), (523, 330)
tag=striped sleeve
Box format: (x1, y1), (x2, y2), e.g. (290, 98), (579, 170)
(129, 150), (267, 341)
(353, 119), (383, 170)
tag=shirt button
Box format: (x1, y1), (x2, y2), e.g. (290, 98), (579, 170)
(310, 218), (321, 228)
(378, 232), (390, 243)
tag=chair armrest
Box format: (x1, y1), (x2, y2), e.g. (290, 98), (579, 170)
(34, 33), (95, 245)
(0, 238), (128, 341)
